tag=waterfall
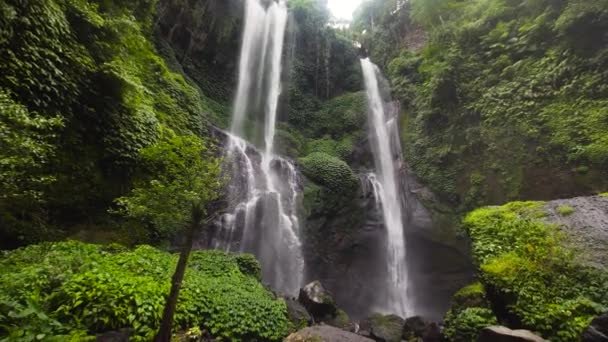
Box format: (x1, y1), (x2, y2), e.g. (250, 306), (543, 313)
(213, 0), (304, 295)
(360, 58), (410, 316)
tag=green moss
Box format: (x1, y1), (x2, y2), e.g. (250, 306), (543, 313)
(463, 202), (608, 341)
(556, 205), (576, 216)
(298, 153), (358, 193)
(0, 241), (291, 341)
(368, 314), (404, 342)
(328, 309), (350, 330)
(600, 193), (608, 197)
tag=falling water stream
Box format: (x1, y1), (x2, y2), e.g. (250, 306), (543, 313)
(213, 0), (304, 296)
(361, 58), (410, 316)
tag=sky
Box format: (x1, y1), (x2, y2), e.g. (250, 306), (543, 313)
(327, 0), (364, 20)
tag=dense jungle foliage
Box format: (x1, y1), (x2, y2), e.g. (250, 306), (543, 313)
(0, 241), (291, 341)
(356, 0), (608, 213)
(0, 0), (224, 248)
(2, 0), (608, 340)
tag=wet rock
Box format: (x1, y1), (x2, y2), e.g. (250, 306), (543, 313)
(286, 297), (312, 330)
(478, 326), (547, 342)
(403, 316), (441, 341)
(285, 325), (374, 342)
(582, 312), (608, 341)
(543, 196), (608, 270)
(326, 309), (353, 330)
(298, 281), (338, 322)
(368, 313), (405, 342)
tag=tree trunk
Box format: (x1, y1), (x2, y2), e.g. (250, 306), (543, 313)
(154, 205), (204, 342)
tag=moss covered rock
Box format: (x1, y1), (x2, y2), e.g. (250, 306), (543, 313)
(367, 313), (405, 342)
(459, 200), (608, 341)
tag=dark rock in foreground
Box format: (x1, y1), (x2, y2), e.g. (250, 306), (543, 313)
(478, 326), (547, 342)
(582, 312), (608, 342)
(365, 313), (405, 342)
(298, 281), (338, 322)
(285, 325), (374, 342)
(403, 316), (441, 341)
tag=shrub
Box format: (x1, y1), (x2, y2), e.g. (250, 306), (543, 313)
(556, 205), (576, 216)
(443, 307), (498, 342)
(0, 241), (292, 341)
(298, 152), (358, 193)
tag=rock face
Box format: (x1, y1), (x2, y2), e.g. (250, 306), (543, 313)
(286, 297), (313, 330)
(544, 196), (608, 270)
(477, 326), (547, 342)
(298, 281), (338, 322)
(582, 312), (608, 342)
(285, 325), (374, 342)
(366, 314), (405, 342)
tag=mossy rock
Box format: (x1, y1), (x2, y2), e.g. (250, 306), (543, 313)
(462, 201), (608, 341)
(327, 309), (351, 330)
(298, 152), (358, 193)
(368, 313), (405, 342)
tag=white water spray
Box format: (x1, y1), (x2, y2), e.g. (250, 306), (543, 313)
(361, 58), (410, 316)
(215, 0), (304, 295)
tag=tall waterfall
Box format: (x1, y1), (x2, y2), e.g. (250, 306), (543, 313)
(360, 58), (410, 316)
(214, 0), (304, 295)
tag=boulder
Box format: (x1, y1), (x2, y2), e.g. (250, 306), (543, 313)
(403, 316), (441, 341)
(298, 281), (337, 322)
(326, 309), (353, 331)
(582, 312), (608, 342)
(477, 326), (547, 342)
(367, 313), (405, 342)
(285, 325), (374, 342)
(286, 297), (313, 330)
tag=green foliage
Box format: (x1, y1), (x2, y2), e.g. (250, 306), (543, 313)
(0, 0), (221, 245)
(463, 202), (608, 341)
(556, 205), (576, 216)
(113, 133), (220, 240)
(234, 254), (262, 281)
(600, 193), (608, 197)
(443, 307), (497, 342)
(305, 136), (354, 161)
(0, 91), (63, 202)
(0, 241), (292, 341)
(383, 0), (608, 209)
(298, 153), (358, 193)
(308, 92), (366, 138)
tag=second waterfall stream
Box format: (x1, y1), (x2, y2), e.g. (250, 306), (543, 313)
(213, 0), (304, 296)
(361, 58), (411, 317)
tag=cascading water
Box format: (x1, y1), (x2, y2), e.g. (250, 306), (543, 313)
(213, 0), (304, 295)
(360, 58), (410, 316)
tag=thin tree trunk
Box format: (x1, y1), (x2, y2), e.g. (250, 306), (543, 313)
(154, 205), (203, 342)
